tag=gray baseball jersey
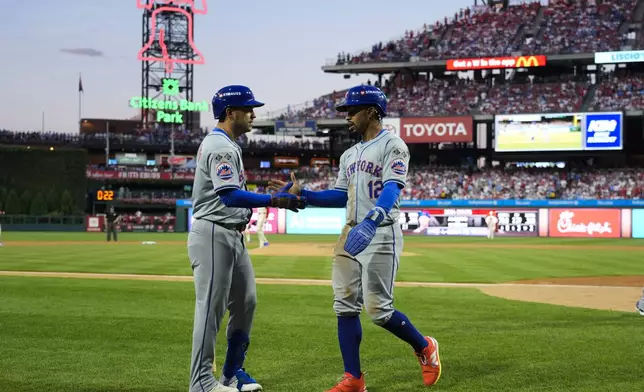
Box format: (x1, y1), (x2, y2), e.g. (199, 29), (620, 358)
(192, 130), (251, 226)
(331, 129), (410, 325)
(335, 130), (409, 226)
(188, 128), (256, 392)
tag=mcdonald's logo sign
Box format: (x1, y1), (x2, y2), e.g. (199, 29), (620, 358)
(446, 55), (546, 71)
(515, 55), (546, 68)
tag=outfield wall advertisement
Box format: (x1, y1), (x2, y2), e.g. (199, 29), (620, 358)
(285, 208), (346, 234)
(173, 201), (641, 238)
(632, 210), (644, 238)
(399, 208), (538, 237)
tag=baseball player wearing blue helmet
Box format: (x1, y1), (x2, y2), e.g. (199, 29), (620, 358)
(270, 84), (441, 391)
(188, 85), (306, 392)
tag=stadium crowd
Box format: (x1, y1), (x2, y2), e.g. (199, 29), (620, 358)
(233, 166), (644, 201)
(335, 0), (636, 65)
(270, 0), (643, 121)
(0, 129), (330, 150)
(281, 71), (644, 120)
(591, 72), (644, 111)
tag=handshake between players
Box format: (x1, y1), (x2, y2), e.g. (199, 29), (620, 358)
(267, 173), (306, 212)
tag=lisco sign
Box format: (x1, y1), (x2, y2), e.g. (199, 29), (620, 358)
(129, 78), (209, 124)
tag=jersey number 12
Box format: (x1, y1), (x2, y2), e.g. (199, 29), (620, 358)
(368, 180), (383, 199)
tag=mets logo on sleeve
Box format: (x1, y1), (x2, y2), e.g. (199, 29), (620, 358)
(216, 162), (234, 181)
(390, 159), (407, 175)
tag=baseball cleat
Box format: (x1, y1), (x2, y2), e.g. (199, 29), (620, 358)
(263, 242), (269, 247)
(221, 368), (262, 391)
(209, 383), (238, 392)
(325, 372), (367, 392)
(636, 300), (644, 316)
(416, 336), (441, 386)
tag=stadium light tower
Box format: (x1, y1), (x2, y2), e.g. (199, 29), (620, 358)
(137, 0), (208, 132)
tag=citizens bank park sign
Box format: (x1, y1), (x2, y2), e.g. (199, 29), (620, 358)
(382, 116), (473, 143)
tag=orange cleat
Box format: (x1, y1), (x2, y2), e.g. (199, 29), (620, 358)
(416, 336), (442, 386)
(325, 372), (367, 392)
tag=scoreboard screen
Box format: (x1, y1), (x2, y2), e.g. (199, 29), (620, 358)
(399, 208), (538, 237)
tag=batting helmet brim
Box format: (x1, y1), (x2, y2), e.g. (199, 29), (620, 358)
(335, 100), (363, 112)
(336, 101), (385, 117)
(215, 99), (265, 119)
(244, 99), (265, 108)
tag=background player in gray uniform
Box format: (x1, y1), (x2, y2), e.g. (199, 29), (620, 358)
(188, 85), (305, 392)
(269, 85), (441, 392)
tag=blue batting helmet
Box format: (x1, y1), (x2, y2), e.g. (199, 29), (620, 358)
(212, 85), (264, 120)
(335, 85), (387, 116)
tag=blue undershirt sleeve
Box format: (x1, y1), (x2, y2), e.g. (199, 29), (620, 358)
(301, 189), (348, 208)
(375, 182), (402, 214)
(217, 188), (271, 208)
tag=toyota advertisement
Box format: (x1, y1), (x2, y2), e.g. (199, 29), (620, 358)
(382, 116), (473, 143)
(494, 111), (623, 152)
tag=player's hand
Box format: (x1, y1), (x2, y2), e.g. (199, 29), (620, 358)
(269, 182), (306, 212)
(344, 208), (385, 256)
(344, 220), (377, 256)
(268, 172), (301, 195)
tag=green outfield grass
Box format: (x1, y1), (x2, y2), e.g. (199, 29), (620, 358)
(1, 232), (644, 391)
(496, 131), (582, 151)
(1, 276), (643, 392)
(1, 232), (643, 283)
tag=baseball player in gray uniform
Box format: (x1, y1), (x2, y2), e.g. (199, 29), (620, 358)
(188, 85), (305, 392)
(637, 292), (644, 316)
(269, 85), (441, 392)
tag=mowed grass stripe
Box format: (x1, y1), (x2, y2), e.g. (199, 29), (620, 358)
(1, 233), (644, 282)
(1, 276), (643, 392)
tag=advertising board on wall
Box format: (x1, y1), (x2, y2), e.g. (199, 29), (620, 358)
(247, 208), (278, 234)
(286, 208), (346, 234)
(548, 209), (621, 238)
(399, 208), (538, 237)
(594, 50), (644, 64)
(446, 55), (546, 71)
(85, 215), (105, 232)
(274, 120), (317, 136)
(632, 210), (644, 238)
(399, 116), (473, 143)
(180, 200), (639, 238)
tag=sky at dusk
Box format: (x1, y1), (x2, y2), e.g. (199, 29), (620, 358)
(1, 0), (474, 133)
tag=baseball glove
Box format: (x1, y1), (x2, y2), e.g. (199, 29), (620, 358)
(270, 193), (306, 212)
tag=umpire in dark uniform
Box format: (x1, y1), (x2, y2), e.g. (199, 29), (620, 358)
(105, 206), (120, 242)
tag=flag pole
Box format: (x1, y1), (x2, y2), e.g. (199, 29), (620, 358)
(106, 121), (110, 167)
(78, 73), (83, 132)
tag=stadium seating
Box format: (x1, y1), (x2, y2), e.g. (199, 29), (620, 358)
(478, 78), (588, 114)
(523, 0), (636, 55)
(432, 2), (540, 59)
(336, 0), (637, 64)
(246, 166), (643, 200)
(590, 74), (644, 111)
(0, 130), (329, 150)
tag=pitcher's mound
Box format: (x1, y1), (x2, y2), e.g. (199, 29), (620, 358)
(249, 243), (418, 257)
